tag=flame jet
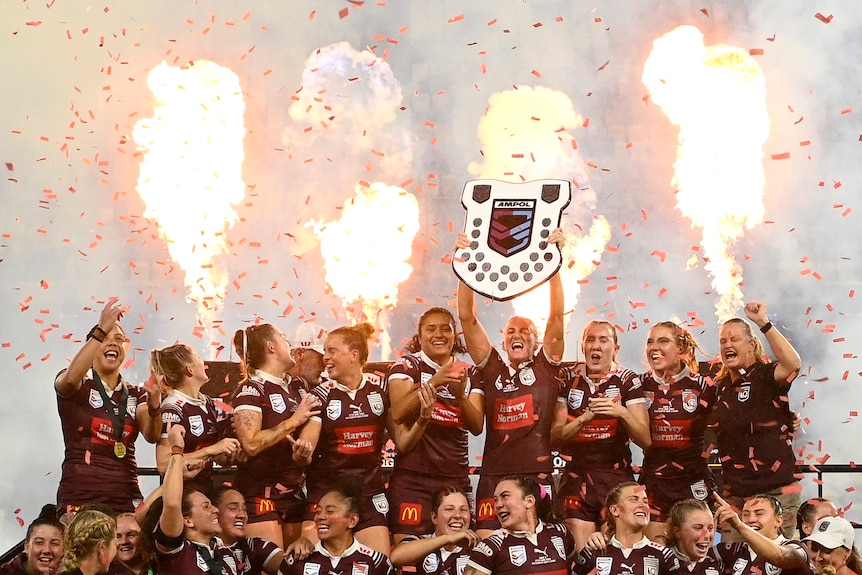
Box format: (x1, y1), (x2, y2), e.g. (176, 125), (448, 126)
(311, 181), (419, 329)
(133, 60), (246, 332)
(643, 25), (770, 322)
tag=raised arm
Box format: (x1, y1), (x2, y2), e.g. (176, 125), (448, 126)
(743, 302), (801, 389)
(713, 494), (808, 569)
(135, 370), (164, 443)
(54, 299), (124, 396)
(457, 279), (492, 365)
(541, 228), (566, 362)
(158, 425), (187, 540)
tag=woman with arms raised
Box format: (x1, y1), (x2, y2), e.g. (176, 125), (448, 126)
(713, 302), (803, 537)
(54, 299), (162, 517)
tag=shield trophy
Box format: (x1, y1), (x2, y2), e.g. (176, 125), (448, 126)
(453, 179), (572, 301)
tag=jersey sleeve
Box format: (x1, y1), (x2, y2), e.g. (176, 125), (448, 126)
(231, 381), (265, 414)
(466, 537), (500, 575)
(621, 369), (646, 406)
(387, 356), (419, 385)
(573, 547), (596, 575)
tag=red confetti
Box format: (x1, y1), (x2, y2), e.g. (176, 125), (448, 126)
(448, 14), (464, 23)
(338, 7), (349, 18)
(814, 12), (833, 24)
(771, 152), (790, 160)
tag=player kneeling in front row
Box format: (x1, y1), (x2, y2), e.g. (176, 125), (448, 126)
(462, 476), (575, 575)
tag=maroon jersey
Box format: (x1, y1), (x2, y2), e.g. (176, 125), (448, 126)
(670, 547), (721, 575)
(477, 348), (562, 475)
(387, 351), (480, 479)
(227, 537), (281, 575)
(306, 374), (388, 496)
(279, 539), (394, 575)
(0, 552), (30, 575)
(160, 389), (220, 493)
(642, 367), (717, 478)
(714, 537), (812, 575)
(231, 371), (310, 498)
(557, 364), (646, 470)
(399, 533), (472, 575)
(467, 522), (575, 575)
(56, 369), (147, 512)
(712, 362), (799, 495)
(574, 536), (681, 575)
(157, 537), (243, 575)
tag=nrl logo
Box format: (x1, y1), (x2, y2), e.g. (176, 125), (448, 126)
(453, 179), (571, 301)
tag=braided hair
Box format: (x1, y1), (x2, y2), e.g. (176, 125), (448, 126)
(62, 510), (116, 572)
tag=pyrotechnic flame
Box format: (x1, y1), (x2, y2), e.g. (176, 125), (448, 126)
(133, 60), (246, 331)
(469, 85), (610, 326)
(512, 217), (612, 327)
(643, 25), (769, 322)
(469, 85), (587, 186)
(311, 181), (419, 354)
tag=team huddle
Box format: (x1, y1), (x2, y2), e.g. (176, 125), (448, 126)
(9, 231), (857, 575)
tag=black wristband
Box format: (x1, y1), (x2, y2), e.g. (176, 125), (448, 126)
(87, 325), (107, 343)
(759, 321), (773, 334)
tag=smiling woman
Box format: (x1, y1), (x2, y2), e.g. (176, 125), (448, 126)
(713, 302), (804, 538)
(574, 483), (680, 575)
(463, 477), (575, 575)
(279, 477), (394, 575)
(53, 300), (162, 520)
(108, 513), (156, 575)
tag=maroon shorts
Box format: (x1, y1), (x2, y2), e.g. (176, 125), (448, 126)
(58, 487), (142, 518)
(305, 488), (389, 532)
(641, 473), (715, 523)
(474, 472), (555, 531)
(244, 488), (307, 525)
(557, 467), (634, 523)
(387, 469), (472, 536)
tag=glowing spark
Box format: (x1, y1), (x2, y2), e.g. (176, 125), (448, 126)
(643, 25), (770, 322)
(133, 60), (246, 330)
(311, 181), (419, 334)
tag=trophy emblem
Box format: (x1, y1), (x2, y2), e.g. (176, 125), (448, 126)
(454, 179), (571, 301)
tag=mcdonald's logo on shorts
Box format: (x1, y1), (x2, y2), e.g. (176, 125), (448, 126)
(563, 495), (581, 510)
(398, 503), (422, 525)
(477, 498), (495, 521)
(256, 498), (275, 515)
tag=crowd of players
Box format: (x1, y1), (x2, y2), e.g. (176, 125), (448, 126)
(3, 232), (859, 575)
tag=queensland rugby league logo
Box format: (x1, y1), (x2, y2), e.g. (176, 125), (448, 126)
(453, 179), (572, 301)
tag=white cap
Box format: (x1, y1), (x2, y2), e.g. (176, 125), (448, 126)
(294, 323), (327, 355)
(805, 516), (855, 550)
